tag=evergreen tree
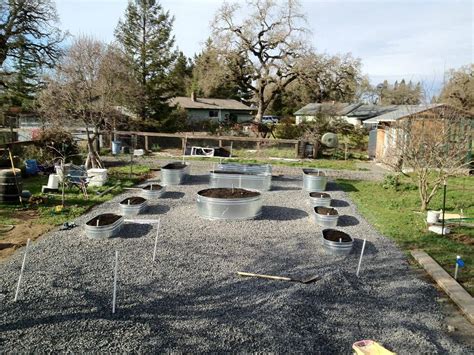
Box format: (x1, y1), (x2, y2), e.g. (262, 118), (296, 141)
(168, 51), (193, 97)
(115, 0), (177, 120)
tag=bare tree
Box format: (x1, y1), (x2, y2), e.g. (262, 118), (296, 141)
(381, 105), (472, 210)
(38, 37), (135, 169)
(211, 0), (310, 122)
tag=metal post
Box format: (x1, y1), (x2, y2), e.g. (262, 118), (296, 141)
(112, 251), (118, 314)
(356, 239), (367, 277)
(14, 239), (30, 301)
(441, 181), (447, 237)
(454, 255), (460, 280)
(152, 219), (161, 262)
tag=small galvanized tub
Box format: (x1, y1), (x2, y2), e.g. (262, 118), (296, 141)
(209, 171), (271, 191)
(217, 163), (272, 175)
(312, 206), (339, 228)
(161, 162), (189, 185)
(303, 169), (327, 192)
(85, 213), (123, 239)
(119, 196), (148, 216)
(309, 192), (331, 207)
(322, 229), (353, 256)
(196, 188), (262, 220)
(141, 184), (165, 199)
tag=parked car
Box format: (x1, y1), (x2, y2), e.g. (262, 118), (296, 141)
(262, 115), (280, 124)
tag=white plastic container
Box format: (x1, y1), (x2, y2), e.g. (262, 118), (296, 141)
(87, 168), (108, 187)
(47, 174), (59, 189)
(427, 210), (440, 224)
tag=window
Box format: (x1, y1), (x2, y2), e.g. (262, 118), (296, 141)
(209, 110), (218, 117)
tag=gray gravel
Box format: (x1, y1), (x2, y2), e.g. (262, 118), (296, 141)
(0, 166), (469, 353)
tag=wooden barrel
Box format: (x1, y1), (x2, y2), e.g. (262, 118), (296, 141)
(0, 168), (22, 203)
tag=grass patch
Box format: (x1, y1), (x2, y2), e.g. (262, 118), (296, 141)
(0, 165), (151, 227)
(337, 177), (474, 295)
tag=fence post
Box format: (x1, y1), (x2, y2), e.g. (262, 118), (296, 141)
(145, 135), (149, 152)
(294, 141), (299, 158)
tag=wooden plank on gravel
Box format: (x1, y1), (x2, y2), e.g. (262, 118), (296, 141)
(411, 250), (474, 324)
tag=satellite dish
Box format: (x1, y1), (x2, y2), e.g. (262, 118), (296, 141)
(321, 132), (339, 148)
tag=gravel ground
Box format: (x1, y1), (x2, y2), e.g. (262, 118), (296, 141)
(0, 164), (469, 353)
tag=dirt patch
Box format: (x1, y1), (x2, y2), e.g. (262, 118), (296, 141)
(86, 213), (122, 226)
(199, 188), (260, 199)
(315, 206), (338, 215)
(162, 163), (187, 170)
(448, 233), (474, 246)
(0, 210), (53, 261)
(120, 197), (146, 205)
(323, 229), (352, 242)
(310, 192), (330, 198)
(142, 184), (163, 191)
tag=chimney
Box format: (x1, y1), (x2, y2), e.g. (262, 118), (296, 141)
(191, 91), (196, 102)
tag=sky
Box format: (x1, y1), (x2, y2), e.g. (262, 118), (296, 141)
(55, 0), (473, 95)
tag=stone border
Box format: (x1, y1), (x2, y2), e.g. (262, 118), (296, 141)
(411, 250), (474, 324)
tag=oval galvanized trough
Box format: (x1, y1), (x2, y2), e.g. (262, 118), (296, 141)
(312, 206), (339, 228)
(85, 213), (124, 239)
(322, 229), (353, 256)
(196, 188), (262, 220)
(161, 162), (189, 185)
(119, 196), (148, 216)
(141, 184), (165, 199)
(302, 169), (327, 192)
(308, 192), (331, 207)
(209, 171), (271, 191)
(217, 163), (272, 175)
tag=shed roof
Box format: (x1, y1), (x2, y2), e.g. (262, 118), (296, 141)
(170, 96), (252, 111)
(294, 102), (362, 116)
(363, 104), (445, 124)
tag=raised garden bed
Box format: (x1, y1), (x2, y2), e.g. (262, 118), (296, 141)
(209, 171), (271, 191)
(322, 229), (353, 255)
(217, 163), (272, 175)
(303, 169), (327, 192)
(119, 196), (148, 216)
(196, 187), (262, 220)
(161, 162), (189, 185)
(309, 192), (331, 207)
(312, 206), (339, 227)
(141, 184), (165, 199)
(85, 213), (123, 239)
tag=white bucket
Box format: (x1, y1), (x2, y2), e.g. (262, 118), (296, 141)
(47, 174), (59, 189)
(87, 168), (108, 187)
(428, 225), (450, 235)
(427, 210), (440, 224)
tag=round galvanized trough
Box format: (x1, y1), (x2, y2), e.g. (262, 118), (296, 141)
(161, 162), (189, 185)
(322, 229), (353, 256)
(141, 184), (165, 199)
(85, 213), (123, 239)
(312, 206), (338, 228)
(217, 163), (272, 175)
(303, 169), (327, 192)
(196, 188), (262, 220)
(308, 192), (331, 207)
(209, 171), (271, 191)
(119, 196), (148, 216)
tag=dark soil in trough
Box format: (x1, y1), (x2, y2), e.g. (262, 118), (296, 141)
(323, 229), (352, 242)
(315, 206), (338, 215)
(199, 188), (260, 199)
(142, 184), (163, 191)
(162, 163), (187, 170)
(120, 197), (146, 205)
(310, 192), (330, 198)
(86, 213), (121, 226)
(303, 169), (325, 176)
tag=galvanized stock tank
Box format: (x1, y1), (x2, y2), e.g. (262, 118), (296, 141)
(209, 171), (271, 191)
(161, 162), (189, 185)
(302, 169), (327, 192)
(322, 229), (353, 256)
(196, 188), (262, 220)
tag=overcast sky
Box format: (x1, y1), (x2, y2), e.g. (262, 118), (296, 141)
(56, 0), (473, 93)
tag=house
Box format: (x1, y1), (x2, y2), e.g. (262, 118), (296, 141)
(169, 93), (253, 124)
(362, 104), (473, 161)
(293, 102), (396, 126)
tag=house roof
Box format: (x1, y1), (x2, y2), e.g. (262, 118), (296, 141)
(294, 102), (362, 116)
(169, 96), (252, 111)
(363, 104), (445, 124)
(346, 104), (399, 120)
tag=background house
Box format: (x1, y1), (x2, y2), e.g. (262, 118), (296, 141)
(169, 93), (253, 124)
(363, 104), (473, 161)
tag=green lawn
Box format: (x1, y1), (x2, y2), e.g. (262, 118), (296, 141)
(338, 176), (474, 295)
(0, 165), (151, 227)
